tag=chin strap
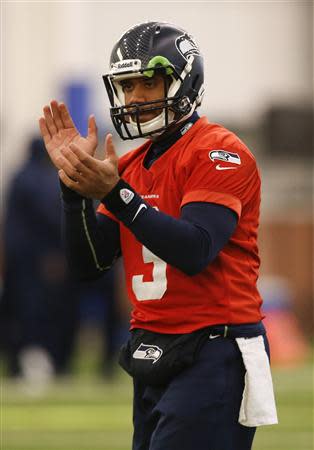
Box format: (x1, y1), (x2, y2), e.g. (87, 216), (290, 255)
(129, 109), (175, 137)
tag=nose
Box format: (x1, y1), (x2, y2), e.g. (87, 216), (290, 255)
(127, 82), (146, 104)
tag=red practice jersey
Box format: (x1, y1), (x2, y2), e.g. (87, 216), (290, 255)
(98, 117), (263, 333)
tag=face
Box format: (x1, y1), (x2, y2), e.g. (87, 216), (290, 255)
(119, 74), (166, 123)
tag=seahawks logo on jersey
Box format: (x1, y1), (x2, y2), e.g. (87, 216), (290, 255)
(133, 343), (163, 364)
(209, 150), (241, 165)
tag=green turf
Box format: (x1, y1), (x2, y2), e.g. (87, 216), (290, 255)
(2, 363), (313, 450)
(253, 363), (313, 450)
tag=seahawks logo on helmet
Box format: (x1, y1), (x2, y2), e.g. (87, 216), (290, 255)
(133, 343), (163, 364)
(176, 34), (200, 60)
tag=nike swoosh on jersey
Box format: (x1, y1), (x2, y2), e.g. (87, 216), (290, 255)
(132, 203), (148, 222)
(209, 334), (221, 339)
(216, 164), (238, 171)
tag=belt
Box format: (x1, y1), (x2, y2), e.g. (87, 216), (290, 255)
(208, 321), (266, 339)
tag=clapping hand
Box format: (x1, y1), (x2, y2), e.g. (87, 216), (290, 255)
(39, 101), (120, 199)
(39, 100), (98, 170)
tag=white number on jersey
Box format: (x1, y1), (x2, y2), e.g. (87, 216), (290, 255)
(132, 246), (167, 301)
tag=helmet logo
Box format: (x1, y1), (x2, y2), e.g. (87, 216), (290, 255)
(176, 34), (200, 60)
(111, 59), (142, 74)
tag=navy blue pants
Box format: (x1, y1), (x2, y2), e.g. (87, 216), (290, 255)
(132, 336), (264, 450)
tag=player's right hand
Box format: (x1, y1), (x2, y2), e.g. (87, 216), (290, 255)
(38, 100), (98, 171)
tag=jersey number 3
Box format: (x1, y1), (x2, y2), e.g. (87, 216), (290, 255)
(132, 246), (167, 301)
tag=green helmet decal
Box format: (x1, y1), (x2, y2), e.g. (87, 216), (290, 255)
(144, 56), (174, 78)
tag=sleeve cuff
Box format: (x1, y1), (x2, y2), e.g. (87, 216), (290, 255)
(181, 189), (242, 218)
(60, 179), (85, 203)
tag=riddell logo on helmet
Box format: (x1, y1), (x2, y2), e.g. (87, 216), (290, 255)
(111, 59), (141, 73)
(117, 62), (133, 68)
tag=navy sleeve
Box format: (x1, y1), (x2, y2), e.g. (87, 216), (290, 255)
(61, 182), (121, 280)
(102, 179), (238, 276)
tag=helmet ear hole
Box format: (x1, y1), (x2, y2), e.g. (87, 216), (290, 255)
(177, 96), (192, 115)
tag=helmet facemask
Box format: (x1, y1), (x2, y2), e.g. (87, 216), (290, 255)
(103, 58), (196, 140)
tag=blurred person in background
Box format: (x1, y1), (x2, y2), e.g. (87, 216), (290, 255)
(0, 137), (80, 383)
(0, 137), (125, 384)
(79, 268), (128, 379)
(39, 21), (278, 450)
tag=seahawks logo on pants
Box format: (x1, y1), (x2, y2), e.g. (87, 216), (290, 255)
(133, 344), (163, 364)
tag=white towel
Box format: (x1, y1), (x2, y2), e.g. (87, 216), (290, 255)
(236, 335), (278, 427)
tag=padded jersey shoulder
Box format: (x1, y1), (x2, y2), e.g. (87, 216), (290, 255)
(177, 118), (258, 172)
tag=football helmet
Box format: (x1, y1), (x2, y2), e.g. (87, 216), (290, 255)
(103, 21), (204, 140)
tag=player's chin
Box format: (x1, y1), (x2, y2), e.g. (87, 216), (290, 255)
(127, 112), (160, 123)
(139, 113), (159, 123)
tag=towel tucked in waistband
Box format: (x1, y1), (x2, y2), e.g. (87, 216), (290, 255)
(236, 335), (278, 427)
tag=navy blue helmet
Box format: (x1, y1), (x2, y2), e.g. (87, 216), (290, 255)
(103, 21), (204, 140)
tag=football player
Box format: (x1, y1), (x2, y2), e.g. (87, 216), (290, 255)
(39, 21), (277, 450)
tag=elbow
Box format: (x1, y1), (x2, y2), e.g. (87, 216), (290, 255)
(179, 235), (215, 276)
(178, 251), (217, 276)
(68, 266), (108, 282)
(178, 259), (209, 277)
(78, 272), (107, 282)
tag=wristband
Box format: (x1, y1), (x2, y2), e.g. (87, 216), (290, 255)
(101, 179), (147, 225)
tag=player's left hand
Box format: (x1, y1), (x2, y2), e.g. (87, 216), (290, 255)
(58, 133), (120, 199)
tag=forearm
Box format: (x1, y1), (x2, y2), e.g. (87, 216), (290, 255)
(130, 208), (211, 275)
(61, 183), (120, 280)
(102, 180), (237, 276)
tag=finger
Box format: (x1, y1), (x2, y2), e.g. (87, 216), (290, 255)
(54, 153), (79, 174)
(50, 100), (65, 131)
(38, 117), (51, 146)
(59, 103), (77, 129)
(61, 147), (93, 177)
(104, 134), (118, 163)
(55, 149), (86, 181)
(58, 169), (82, 192)
(69, 142), (98, 170)
(43, 105), (58, 136)
(87, 115), (98, 146)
